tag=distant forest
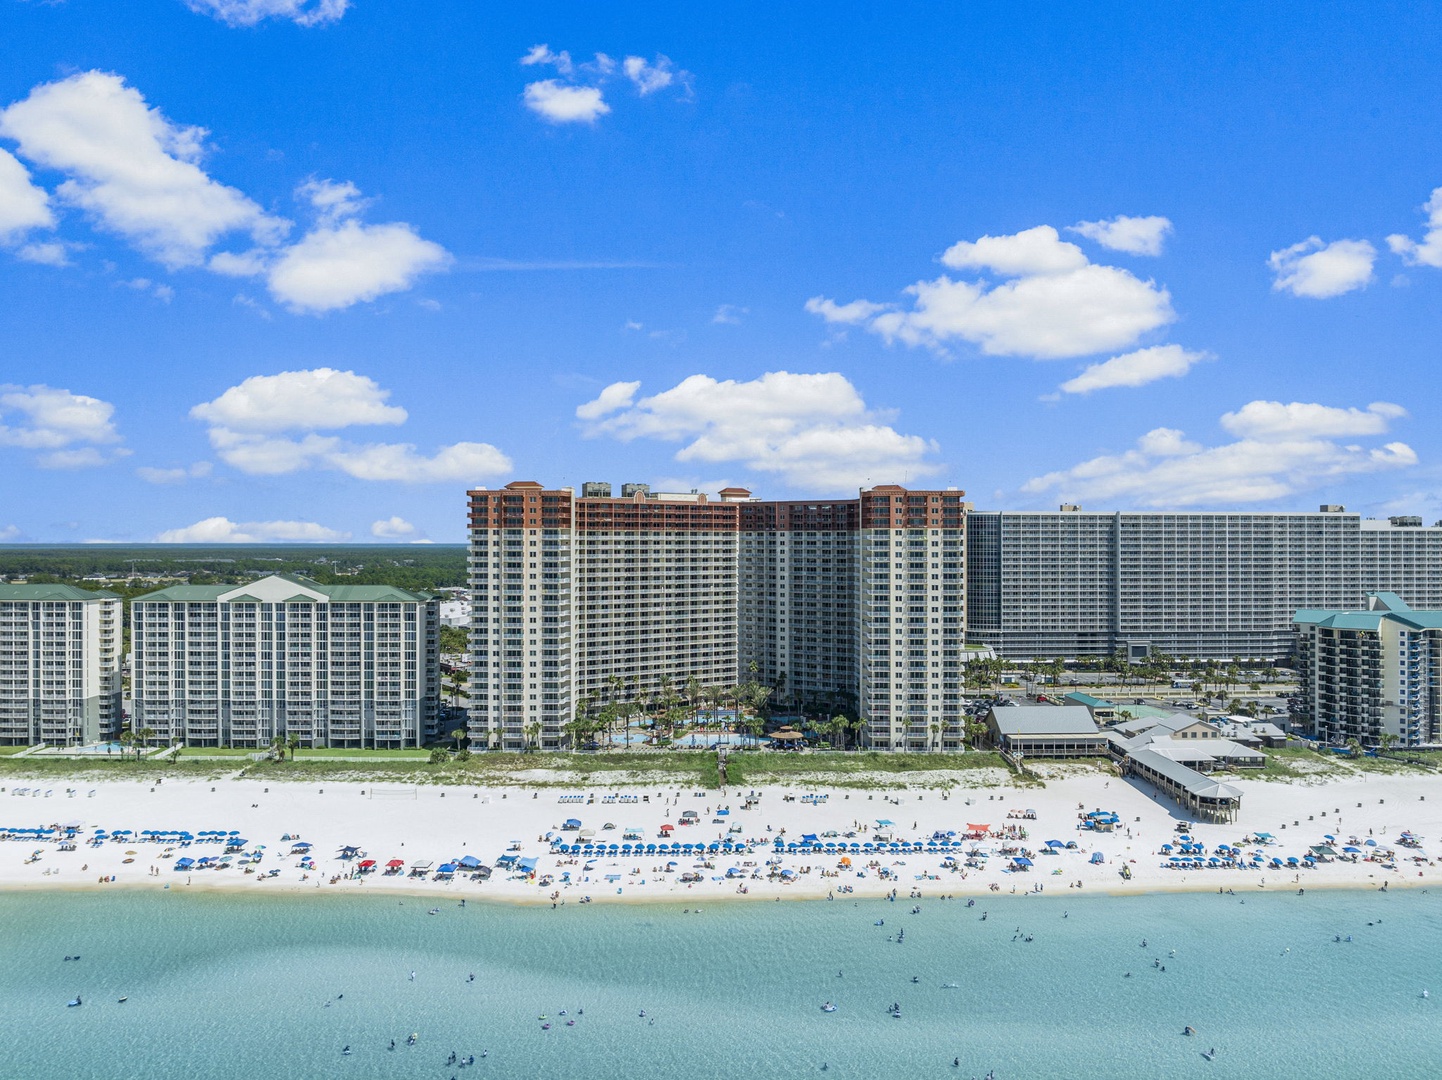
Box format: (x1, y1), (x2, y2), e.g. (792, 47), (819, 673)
(0, 545), (468, 600)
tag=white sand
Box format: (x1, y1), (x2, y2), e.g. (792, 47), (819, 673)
(2, 769), (1437, 904)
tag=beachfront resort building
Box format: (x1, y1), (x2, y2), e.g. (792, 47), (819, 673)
(966, 508), (1442, 661)
(467, 481), (967, 751)
(130, 574), (440, 749)
(0, 584), (122, 746)
(1293, 592), (1442, 749)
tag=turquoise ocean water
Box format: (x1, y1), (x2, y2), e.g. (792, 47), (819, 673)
(5, 887), (1441, 1078)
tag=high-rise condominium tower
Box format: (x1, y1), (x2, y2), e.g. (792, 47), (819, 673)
(131, 574), (439, 748)
(467, 482), (967, 751)
(0, 584), (122, 746)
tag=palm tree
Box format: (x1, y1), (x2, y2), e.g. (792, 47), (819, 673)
(286, 734), (301, 760)
(848, 715), (867, 750)
(523, 720), (542, 752)
(138, 726), (156, 753)
(929, 722), (942, 751)
(964, 715), (989, 749)
(444, 667), (469, 707)
(449, 726), (468, 752)
(269, 734), (286, 762)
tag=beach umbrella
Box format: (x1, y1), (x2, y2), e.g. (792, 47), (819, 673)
(1343, 846), (1362, 853)
(1044, 840), (1065, 848)
(1365, 839), (1378, 847)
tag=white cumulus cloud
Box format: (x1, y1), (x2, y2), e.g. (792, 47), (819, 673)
(1057, 345), (1208, 396)
(0, 71), (287, 268)
(804, 296), (886, 326)
(575, 380), (640, 421)
(520, 44), (574, 75)
(371, 516), (417, 539)
(1218, 400), (1405, 440)
(211, 178), (451, 313)
(192, 368), (511, 482)
(0, 73), (447, 312)
(184, 0), (349, 27)
(156, 516), (349, 543)
(266, 217), (450, 313)
(0, 147), (53, 244)
(1268, 236), (1376, 298)
(0, 384), (127, 468)
(15, 241), (72, 266)
(519, 45), (689, 124)
(810, 224), (1175, 360)
(1069, 215), (1173, 256)
(577, 371), (941, 491)
(523, 81), (610, 124)
(191, 367), (407, 432)
(1388, 186), (1442, 268)
(1023, 399), (1416, 507)
(623, 55), (678, 95)
(136, 461), (213, 484)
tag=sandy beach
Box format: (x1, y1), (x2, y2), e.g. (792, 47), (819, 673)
(1, 766), (1436, 904)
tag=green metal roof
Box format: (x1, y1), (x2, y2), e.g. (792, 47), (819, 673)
(0, 583), (119, 601)
(1064, 692), (1114, 709)
(1294, 606), (1442, 632)
(133, 573), (433, 604)
(130, 585), (232, 602)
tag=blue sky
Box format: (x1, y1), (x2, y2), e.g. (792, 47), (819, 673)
(3, 1), (1442, 543)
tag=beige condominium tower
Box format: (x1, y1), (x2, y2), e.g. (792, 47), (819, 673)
(467, 481), (967, 751)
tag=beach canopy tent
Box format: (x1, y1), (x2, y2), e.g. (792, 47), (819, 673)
(1011, 857), (1033, 868)
(357, 859), (376, 869)
(458, 855), (481, 869)
(174, 857), (195, 869)
(659, 824), (675, 833)
(564, 819), (582, 829)
(517, 857), (538, 873)
(386, 859), (404, 868)
(1044, 840), (1065, 848)
(340, 846), (362, 858)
